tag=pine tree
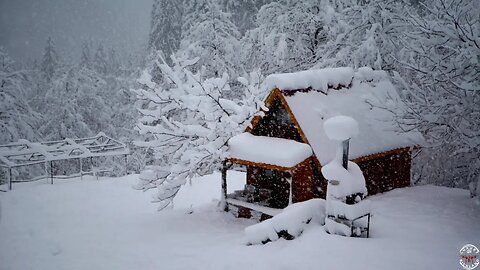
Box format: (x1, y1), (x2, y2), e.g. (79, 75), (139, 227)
(148, 0), (184, 62)
(40, 37), (59, 83)
(93, 44), (108, 75)
(107, 47), (119, 75)
(79, 42), (92, 69)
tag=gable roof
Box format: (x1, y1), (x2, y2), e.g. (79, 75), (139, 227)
(250, 67), (424, 166)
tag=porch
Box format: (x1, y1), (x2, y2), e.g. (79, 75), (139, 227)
(222, 132), (314, 219)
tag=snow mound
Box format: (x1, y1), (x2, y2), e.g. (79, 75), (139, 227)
(355, 66), (375, 81)
(328, 198), (371, 220)
(322, 160), (367, 198)
(324, 218), (352, 236)
(139, 169), (157, 181)
(266, 67), (354, 91)
(245, 199), (326, 245)
(228, 132), (312, 167)
(323, 115), (359, 141)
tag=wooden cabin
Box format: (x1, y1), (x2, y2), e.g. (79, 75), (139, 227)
(222, 67), (423, 220)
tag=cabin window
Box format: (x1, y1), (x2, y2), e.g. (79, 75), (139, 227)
(264, 169), (275, 177)
(273, 107), (291, 125)
(251, 98), (303, 142)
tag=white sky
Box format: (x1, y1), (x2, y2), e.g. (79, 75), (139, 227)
(0, 0), (153, 63)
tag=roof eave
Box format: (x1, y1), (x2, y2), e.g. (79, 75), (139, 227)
(226, 156), (312, 172)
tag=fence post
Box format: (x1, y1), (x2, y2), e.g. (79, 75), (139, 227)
(8, 167), (12, 190)
(50, 161), (54, 185)
(124, 155), (128, 176)
(80, 158), (83, 180)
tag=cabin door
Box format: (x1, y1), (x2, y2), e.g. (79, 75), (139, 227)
(263, 169), (289, 209)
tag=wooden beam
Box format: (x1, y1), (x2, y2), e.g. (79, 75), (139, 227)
(352, 147), (415, 164)
(226, 158), (295, 171)
(221, 160), (229, 212)
(245, 88), (311, 146)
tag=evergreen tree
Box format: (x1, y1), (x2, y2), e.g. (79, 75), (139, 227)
(93, 44), (108, 75)
(148, 0), (184, 62)
(79, 42), (92, 69)
(40, 37), (59, 83)
(107, 47), (119, 75)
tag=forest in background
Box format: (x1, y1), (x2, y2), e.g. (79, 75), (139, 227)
(1, 0), (478, 207)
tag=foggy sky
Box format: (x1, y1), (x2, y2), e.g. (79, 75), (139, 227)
(0, 0), (153, 63)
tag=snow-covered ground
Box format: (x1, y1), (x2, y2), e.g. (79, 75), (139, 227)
(0, 173), (479, 270)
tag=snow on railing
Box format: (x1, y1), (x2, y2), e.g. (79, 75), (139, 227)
(0, 133), (129, 190)
(0, 132), (129, 168)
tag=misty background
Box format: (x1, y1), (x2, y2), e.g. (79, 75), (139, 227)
(0, 0), (153, 63)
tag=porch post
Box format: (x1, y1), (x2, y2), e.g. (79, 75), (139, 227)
(221, 160), (229, 212)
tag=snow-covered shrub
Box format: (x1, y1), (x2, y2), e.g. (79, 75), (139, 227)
(245, 199), (326, 245)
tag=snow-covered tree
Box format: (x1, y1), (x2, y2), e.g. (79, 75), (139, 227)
(148, 0), (184, 62)
(133, 54), (265, 209)
(107, 47), (119, 75)
(40, 37), (60, 83)
(93, 44), (108, 75)
(79, 42), (92, 69)
(314, 0), (408, 70)
(38, 67), (93, 140)
(0, 48), (38, 143)
(220, 0), (273, 34)
(180, 0), (241, 78)
(241, 0), (409, 73)
(393, 0), (480, 194)
(241, 0), (346, 73)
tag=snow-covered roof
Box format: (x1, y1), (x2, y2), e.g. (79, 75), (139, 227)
(0, 133), (129, 168)
(265, 67), (424, 165)
(228, 133), (312, 168)
(266, 67), (354, 92)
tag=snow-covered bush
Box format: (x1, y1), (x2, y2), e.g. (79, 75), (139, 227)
(245, 199), (326, 245)
(133, 54), (266, 210)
